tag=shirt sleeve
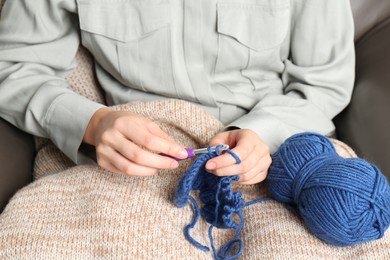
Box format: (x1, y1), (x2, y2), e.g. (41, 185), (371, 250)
(226, 0), (355, 154)
(0, 0), (105, 163)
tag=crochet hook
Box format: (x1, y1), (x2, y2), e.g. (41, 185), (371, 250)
(160, 144), (229, 161)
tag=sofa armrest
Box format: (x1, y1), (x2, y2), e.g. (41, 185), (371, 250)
(334, 18), (390, 179)
(0, 118), (35, 213)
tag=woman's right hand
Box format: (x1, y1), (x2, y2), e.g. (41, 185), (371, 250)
(83, 108), (188, 176)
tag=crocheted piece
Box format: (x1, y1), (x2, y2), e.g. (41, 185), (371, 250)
(174, 146), (270, 259)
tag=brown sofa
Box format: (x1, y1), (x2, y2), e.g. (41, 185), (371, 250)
(1, 0), (390, 213)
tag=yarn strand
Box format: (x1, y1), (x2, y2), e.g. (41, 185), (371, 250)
(174, 145), (268, 259)
(208, 211), (244, 260)
(185, 196), (209, 252)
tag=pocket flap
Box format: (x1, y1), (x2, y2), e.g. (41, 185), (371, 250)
(77, 0), (170, 42)
(217, 0), (290, 51)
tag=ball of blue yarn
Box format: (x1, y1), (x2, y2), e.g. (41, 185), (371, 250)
(267, 132), (390, 246)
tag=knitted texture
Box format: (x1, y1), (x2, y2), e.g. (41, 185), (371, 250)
(1, 100), (390, 258)
(268, 132), (390, 246)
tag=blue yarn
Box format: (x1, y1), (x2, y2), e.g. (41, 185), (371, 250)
(267, 132), (390, 246)
(208, 211), (244, 260)
(185, 196), (209, 252)
(174, 145), (268, 259)
(174, 133), (390, 256)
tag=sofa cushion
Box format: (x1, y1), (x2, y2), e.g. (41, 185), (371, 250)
(350, 0), (390, 41)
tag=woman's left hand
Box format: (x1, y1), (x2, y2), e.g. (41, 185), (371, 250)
(206, 129), (271, 185)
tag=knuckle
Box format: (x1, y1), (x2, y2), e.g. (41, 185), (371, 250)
(100, 131), (112, 143)
(237, 151), (248, 161)
(146, 121), (159, 130)
(167, 146), (179, 156)
(95, 145), (104, 155)
(142, 135), (156, 148)
(148, 168), (159, 176)
(132, 150), (147, 163)
(239, 173), (250, 182)
(248, 129), (256, 135)
(112, 117), (125, 129)
(257, 171), (268, 183)
(243, 128), (256, 137)
(124, 164), (135, 175)
(239, 162), (249, 173)
(164, 159), (175, 169)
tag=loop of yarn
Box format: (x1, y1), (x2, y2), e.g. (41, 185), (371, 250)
(174, 145), (269, 259)
(267, 132), (390, 246)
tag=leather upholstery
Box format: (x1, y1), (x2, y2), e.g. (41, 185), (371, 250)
(333, 0), (390, 180)
(350, 0), (390, 41)
(334, 18), (390, 179)
(0, 119), (34, 212)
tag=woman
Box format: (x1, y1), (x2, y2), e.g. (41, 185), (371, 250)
(0, 0), (355, 184)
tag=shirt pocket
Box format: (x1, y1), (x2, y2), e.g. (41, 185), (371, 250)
(77, 0), (174, 95)
(215, 0), (290, 88)
(217, 0), (290, 51)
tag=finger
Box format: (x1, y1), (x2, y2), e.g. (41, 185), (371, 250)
(146, 123), (174, 142)
(105, 161), (159, 177)
(212, 149), (261, 176)
(239, 155), (272, 184)
(205, 143), (254, 171)
(99, 127), (181, 169)
(97, 159), (123, 175)
(125, 127), (188, 160)
(97, 145), (158, 176)
(113, 136), (179, 169)
(238, 170), (268, 185)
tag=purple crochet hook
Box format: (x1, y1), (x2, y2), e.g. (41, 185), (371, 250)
(160, 144), (229, 161)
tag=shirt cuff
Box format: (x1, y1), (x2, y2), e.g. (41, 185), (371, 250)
(44, 92), (106, 164)
(225, 111), (297, 154)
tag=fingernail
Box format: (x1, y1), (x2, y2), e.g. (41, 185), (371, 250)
(206, 162), (216, 170)
(178, 150), (188, 158)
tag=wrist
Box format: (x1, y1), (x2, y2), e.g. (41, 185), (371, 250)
(83, 107), (111, 145)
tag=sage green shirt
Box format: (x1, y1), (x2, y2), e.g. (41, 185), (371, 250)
(0, 0), (355, 164)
